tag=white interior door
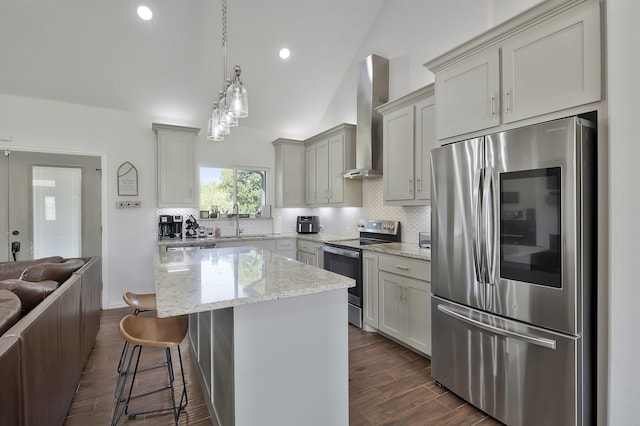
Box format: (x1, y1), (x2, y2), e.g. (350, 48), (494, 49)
(1, 150), (101, 261)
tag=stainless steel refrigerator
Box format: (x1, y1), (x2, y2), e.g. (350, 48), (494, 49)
(430, 116), (596, 426)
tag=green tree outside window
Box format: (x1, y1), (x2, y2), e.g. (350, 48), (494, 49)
(200, 167), (266, 215)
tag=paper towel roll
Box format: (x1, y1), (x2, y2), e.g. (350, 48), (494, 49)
(272, 216), (282, 234)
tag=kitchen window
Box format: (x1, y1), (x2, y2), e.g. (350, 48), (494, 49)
(199, 167), (267, 216)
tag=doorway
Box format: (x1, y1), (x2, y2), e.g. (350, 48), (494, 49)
(0, 150), (101, 262)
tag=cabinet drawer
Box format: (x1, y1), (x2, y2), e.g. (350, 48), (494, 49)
(378, 254), (430, 282)
(297, 239), (317, 253)
(276, 239), (296, 251)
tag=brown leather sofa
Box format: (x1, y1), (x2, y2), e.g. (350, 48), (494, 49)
(0, 256), (102, 426)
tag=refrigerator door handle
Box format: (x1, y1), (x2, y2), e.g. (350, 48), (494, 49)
(437, 304), (557, 350)
(472, 168), (484, 284)
(484, 166), (496, 285)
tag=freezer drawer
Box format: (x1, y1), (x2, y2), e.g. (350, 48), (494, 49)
(431, 296), (592, 426)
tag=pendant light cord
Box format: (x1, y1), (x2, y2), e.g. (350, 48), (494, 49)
(222, 0), (228, 83)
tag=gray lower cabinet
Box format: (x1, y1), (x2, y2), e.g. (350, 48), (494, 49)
(366, 252), (432, 356)
(296, 239), (324, 268)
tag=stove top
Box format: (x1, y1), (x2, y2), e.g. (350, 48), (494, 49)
(326, 219), (401, 250)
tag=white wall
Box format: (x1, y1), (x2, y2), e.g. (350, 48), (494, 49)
(316, 0), (541, 132)
(606, 1), (640, 424)
(0, 93), (276, 308)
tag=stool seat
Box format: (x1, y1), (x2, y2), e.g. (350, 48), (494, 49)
(123, 292), (157, 312)
(119, 315), (187, 348)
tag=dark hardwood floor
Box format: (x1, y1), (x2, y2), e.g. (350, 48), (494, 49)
(64, 308), (500, 425)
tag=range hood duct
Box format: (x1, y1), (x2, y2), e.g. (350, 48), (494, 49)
(344, 54), (389, 179)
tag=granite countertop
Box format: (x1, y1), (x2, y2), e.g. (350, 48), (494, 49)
(362, 242), (431, 261)
(153, 246), (355, 317)
(157, 232), (358, 247)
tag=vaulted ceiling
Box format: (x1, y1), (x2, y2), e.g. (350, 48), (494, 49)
(0, 0), (540, 140)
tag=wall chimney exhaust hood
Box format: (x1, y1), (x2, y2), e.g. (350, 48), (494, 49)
(344, 54), (389, 179)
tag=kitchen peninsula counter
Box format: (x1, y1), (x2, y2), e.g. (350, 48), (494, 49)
(154, 245), (354, 317)
(153, 246), (352, 426)
(156, 231), (357, 250)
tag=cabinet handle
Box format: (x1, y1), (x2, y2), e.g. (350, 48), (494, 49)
(416, 178), (421, 193)
(491, 95), (496, 116)
(408, 179), (413, 193)
(393, 264), (409, 270)
(505, 91), (511, 113)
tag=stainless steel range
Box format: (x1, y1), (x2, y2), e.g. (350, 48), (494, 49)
(323, 219), (400, 328)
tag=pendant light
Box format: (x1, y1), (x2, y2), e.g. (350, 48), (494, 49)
(207, 0), (247, 141)
(226, 64), (248, 118)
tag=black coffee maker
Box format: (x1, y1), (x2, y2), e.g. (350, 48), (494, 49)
(158, 215), (183, 240)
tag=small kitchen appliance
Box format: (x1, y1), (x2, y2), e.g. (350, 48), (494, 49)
(158, 215), (183, 240)
(184, 215), (200, 239)
(323, 219), (401, 328)
(297, 216), (320, 234)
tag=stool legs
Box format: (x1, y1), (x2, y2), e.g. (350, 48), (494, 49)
(114, 308), (166, 399)
(111, 344), (188, 425)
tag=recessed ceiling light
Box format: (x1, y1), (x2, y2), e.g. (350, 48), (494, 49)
(137, 5), (153, 21)
(279, 48), (291, 60)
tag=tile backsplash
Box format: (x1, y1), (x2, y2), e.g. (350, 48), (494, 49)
(157, 179), (430, 244)
(257, 179), (431, 243)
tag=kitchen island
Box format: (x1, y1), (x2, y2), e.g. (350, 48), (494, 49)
(153, 245), (354, 426)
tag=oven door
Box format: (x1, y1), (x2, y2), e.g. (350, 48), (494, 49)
(323, 244), (362, 327)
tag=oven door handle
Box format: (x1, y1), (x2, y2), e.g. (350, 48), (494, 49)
(322, 245), (360, 259)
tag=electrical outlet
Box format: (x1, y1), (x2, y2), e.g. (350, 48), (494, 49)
(116, 200), (141, 209)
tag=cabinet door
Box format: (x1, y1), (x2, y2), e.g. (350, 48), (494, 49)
(315, 140), (329, 203)
(404, 278), (431, 356)
(414, 97), (436, 202)
(327, 134), (345, 203)
(305, 145), (317, 205)
(435, 48), (500, 140)
(378, 271), (402, 340)
(282, 145), (304, 206)
(314, 243), (324, 269)
(383, 104), (415, 201)
(157, 129), (196, 207)
(296, 251), (315, 266)
(502, 1), (600, 124)
(362, 252), (379, 328)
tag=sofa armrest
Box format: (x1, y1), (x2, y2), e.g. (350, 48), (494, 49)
(0, 256), (64, 281)
(20, 258), (86, 284)
(0, 279), (58, 314)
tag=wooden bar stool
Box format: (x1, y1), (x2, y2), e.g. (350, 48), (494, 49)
(117, 292), (157, 374)
(115, 292), (160, 398)
(111, 314), (188, 425)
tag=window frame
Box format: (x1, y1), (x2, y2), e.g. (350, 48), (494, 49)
(199, 165), (269, 216)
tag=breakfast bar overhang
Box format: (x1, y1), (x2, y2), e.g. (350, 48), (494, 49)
(153, 246), (354, 426)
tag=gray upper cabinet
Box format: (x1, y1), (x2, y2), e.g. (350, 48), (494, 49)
(425, 0), (601, 142)
(304, 123), (361, 207)
(378, 85), (435, 206)
(153, 123), (199, 208)
(272, 138), (305, 208)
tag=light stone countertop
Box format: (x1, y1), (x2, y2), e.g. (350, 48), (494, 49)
(362, 242), (431, 261)
(153, 245), (355, 317)
(157, 232), (358, 247)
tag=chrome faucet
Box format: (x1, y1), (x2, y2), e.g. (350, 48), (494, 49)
(232, 203), (240, 237)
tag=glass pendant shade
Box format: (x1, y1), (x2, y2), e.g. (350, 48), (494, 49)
(226, 65), (248, 118)
(227, 113), (239, 127)
(217, 93), (231, 135)
(207, 105), (224, 141)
